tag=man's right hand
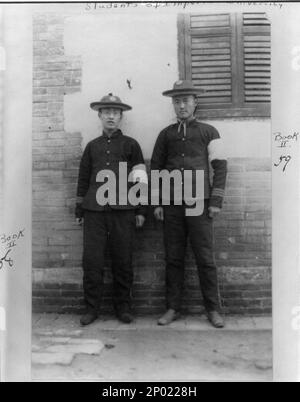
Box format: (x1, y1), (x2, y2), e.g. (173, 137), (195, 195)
(75, 203), (84, 225)
(154, 207), (164, 222)
(76, 218), (84, 226)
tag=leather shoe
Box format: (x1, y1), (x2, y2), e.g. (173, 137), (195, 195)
(158, 309), (181, 326)
(116, 304), (134, 324)
(80, 311), (98, 326)
(117, 311), (134, 324)
(207, 310), (225, 328)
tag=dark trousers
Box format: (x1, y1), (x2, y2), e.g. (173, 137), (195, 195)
(163, 201), (221, 312)
(82, 209), (136, 314)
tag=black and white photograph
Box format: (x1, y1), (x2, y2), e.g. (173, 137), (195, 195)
(0, 1), (299, 384)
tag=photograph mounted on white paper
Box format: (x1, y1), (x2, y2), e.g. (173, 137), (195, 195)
(29, 5), (272, 382)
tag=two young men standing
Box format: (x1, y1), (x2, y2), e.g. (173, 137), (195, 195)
(75, 81), (227, 328)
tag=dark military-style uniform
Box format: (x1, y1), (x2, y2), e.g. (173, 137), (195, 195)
(151, 118), (227, 313)
(76, 129), (147, 315)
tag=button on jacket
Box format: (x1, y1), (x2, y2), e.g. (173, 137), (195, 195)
(77, 129), (147, 215)
(151, 119), (227, 209)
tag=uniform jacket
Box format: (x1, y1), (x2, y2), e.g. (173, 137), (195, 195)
(76, 129), (147, 216)
(150, 118), (227, 209)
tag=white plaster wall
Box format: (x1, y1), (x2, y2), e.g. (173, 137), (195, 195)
(207, 120), (271, 159)
(64, 13), (178, 158)
(64, 13), (271, 160)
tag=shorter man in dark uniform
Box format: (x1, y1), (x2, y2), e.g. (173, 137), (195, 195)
(151, 80), (227, 328)
(75, 94), (147, 326)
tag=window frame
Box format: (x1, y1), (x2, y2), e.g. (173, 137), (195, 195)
(177, 13), (271, 119)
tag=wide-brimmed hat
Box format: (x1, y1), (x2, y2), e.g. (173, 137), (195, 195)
(90, 93), (132, 111)
(162, 80), (205, 97)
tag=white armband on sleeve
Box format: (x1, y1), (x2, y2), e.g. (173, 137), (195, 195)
(208, 138), (227, 163)
(130, 164), (148, 184)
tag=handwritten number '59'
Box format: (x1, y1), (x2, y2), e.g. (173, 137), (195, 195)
(274, 155), (291, 172)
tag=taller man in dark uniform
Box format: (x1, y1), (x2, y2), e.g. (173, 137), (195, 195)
(151, 80), (227, 328)
(75, 94), (147, 326)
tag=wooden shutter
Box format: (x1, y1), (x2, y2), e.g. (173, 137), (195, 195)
(243, 12), (271, 104)
(178, 13), (271, 118)
(189, 14), (232, 105)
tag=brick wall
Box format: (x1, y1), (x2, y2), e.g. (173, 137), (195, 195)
(32, 14), (272, 315)
(32, 13), (82, 268)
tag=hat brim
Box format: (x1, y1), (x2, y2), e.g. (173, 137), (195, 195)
(162, 88), (205, 97)
(90, 102), (132, 111)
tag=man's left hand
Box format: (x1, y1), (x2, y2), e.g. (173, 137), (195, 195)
(136, 215), (146, 228)
(208, 206), (221, 219)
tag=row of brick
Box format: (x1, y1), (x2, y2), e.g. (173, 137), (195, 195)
(32, 297), (272, 315)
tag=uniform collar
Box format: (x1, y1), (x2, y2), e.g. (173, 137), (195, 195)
(177, 117), (197, 127)
(177, 117), (197, 135)
(102, 129), (123, 139)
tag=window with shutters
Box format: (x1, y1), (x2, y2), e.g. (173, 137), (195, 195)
(178, 12), (271, 118)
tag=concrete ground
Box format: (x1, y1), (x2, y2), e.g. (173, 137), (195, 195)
(32, 314), (272, 382)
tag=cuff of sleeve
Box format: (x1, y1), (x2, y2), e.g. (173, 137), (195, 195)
(75, 203), (84, 219)
(76, 196), (84, 203)
(209, 196), (224, 209)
